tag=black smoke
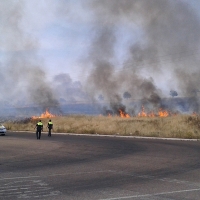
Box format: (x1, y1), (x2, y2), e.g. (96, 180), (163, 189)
(83, 0), (200, 114)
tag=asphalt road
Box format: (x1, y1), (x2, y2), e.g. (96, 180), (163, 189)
(1, 132), (200, 200)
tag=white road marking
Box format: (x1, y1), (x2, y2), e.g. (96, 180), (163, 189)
(0, 170), (114, 198)
(100, 188), (200, 200)
(2, 170), (199, 199)
(0, 178), (61, 199)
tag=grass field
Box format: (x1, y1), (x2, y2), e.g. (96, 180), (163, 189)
(4, 114), (200, 139)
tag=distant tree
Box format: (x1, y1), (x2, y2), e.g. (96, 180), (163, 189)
(170, 90), (178, 97)
(123, 91), (131, 99)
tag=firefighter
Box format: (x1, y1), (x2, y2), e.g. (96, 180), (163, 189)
(47, 119), (53, 137)
(35, 120), (43, 139)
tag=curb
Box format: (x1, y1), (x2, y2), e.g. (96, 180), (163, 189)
(12, 131), (199, 141)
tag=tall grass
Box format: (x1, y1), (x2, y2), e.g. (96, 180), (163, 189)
(4, 114), (200, 139)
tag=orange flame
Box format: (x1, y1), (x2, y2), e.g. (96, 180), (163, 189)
(148, 112), (155, 117)
(119, 110), (130, 118)
(138, 106), (169, 117)
(158, 109), (169, 117)
(32, 109), (56, 119)
(138, 106), (147, 117)
(107, 110), (130, 118)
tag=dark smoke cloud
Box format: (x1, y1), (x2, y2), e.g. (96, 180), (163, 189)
(84, 0), (200, 113)
(0, 1), (58, 110)
(1, 0), (200, 116)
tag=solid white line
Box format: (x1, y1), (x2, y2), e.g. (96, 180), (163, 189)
(100, 188), (200, 200)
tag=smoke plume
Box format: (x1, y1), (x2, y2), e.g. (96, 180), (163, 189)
(2, 0), (200, 116)
(84, 0), (200, 113)
(0, 1), (58, 110)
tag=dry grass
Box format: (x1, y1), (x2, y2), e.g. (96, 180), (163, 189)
(4, 114), (200, 139)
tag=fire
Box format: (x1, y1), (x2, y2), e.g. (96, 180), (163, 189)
(106, 110), (130, 118)
(119, 110), (130, 118)
(158, 109), (169, 117)
(32, 109), (56, 119)
(138, 106), (147, 117)
(138, 106), (169, 117)
(148, 112), (155, 117)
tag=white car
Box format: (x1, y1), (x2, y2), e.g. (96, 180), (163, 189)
(0, 124), (6, 135)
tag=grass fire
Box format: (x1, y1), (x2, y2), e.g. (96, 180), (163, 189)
(137, 106), (169, 117)
(31, 109), (56, 119)
(4, 112), (200, 140)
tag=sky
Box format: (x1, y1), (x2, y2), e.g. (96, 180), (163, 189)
(1, 0), (200, 114)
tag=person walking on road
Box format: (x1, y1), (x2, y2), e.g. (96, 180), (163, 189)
(35, 120), (43, 139)
(47, 119), (53, 137)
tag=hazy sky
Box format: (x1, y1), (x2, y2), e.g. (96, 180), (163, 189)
(1, 0), (200, 111)
(1, 0), (199, 81)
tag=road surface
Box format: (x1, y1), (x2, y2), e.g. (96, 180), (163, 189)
(1, 131), (200, 200)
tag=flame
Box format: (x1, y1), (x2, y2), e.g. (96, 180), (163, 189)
(158, 109), (169, 117)
(148, 112), (155, 117)
(107, 110), (130, 118)
(138, 106), (147, 117)
(119, 110), (130, 118)
(138, 106), (169, 117)
(32, 109), (56, 119)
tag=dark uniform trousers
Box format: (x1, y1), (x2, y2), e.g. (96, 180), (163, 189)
(48, 122), (53, 137)
(36, 128), (42, 139)
(48, 128), (52, 137)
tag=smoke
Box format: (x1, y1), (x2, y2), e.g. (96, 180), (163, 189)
(0, 1), (59, 110)
(84, 0), (200, 113)
(52, 73), (89, 103)
(1, 0), (200, 116)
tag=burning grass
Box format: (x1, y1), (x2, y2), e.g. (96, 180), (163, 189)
(4, 114), (200, 139)
(31, 109), (56, 119)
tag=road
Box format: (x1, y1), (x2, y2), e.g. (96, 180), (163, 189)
(1, 131), (200, 200)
